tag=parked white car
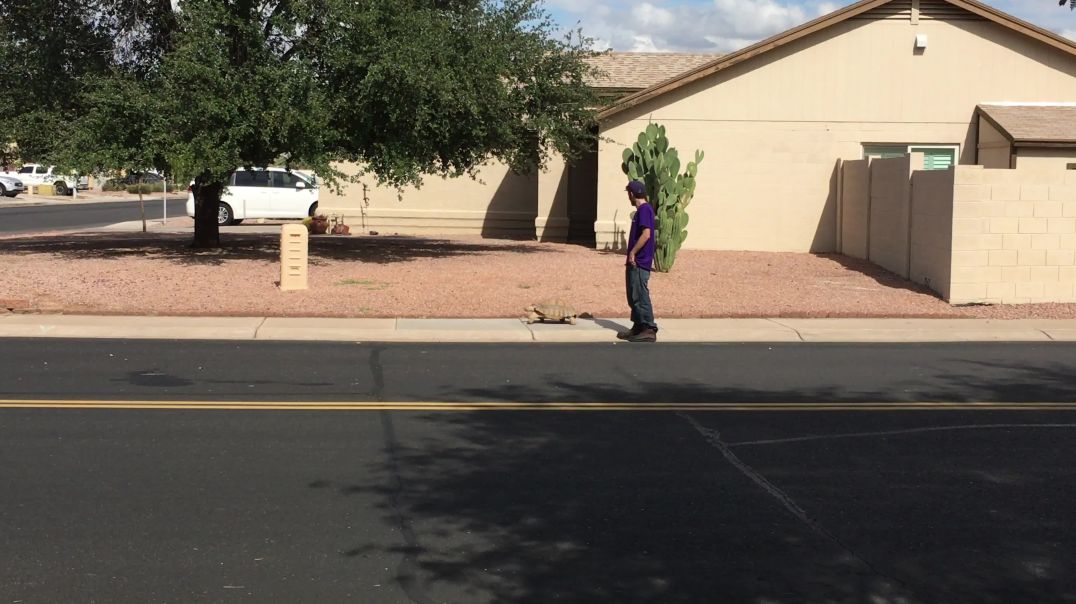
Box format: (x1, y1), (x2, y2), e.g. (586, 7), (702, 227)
(185, 167), (319, 226)
(0, 164), (84, 195)
(0, 174), (26, 197)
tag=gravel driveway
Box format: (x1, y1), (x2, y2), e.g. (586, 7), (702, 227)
(2, 227), (1076, 319)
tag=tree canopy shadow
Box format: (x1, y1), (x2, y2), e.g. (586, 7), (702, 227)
(0, 232), (543, 266)
(318, 351), (1076, 603)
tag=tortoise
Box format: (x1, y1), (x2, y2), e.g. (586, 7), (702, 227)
(524, 300), (578, 325)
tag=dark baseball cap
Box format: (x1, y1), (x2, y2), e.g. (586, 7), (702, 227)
(625, 180), (647, 197)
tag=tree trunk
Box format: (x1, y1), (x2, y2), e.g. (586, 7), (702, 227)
(191, 180), (223, 248)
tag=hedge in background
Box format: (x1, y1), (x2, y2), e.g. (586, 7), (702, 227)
(126, 183), (167, 194)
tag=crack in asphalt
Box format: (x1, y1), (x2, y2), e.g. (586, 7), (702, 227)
(677, 411), (916, 597)
(371, 347), (436, 604)
(369, 346), (386, 400)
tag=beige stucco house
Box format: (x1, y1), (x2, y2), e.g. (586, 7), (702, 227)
(596, 0), (1076, 254)
(323, 0), (1075, 247)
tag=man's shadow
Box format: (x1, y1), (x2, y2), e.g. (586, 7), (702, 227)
(588, 317), (630, 333)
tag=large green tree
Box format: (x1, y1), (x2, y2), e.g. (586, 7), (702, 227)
(1, 0), (599, 247)
(0, 0), (114, 163)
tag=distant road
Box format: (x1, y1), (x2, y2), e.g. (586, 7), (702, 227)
(0, 196), (186, 234)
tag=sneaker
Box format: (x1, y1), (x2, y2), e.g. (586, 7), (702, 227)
(627, 328), (657, 343)
(616, 325), (642, 340)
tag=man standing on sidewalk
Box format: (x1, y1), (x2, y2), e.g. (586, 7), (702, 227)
(619, 180), (658, 342)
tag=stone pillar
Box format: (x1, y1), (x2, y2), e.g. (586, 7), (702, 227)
(594, 137), (629, 251)
(279, 224), (309, 291)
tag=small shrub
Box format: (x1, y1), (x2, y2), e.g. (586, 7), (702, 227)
(102, 179), (127, 191)
(126, 183), (165, 194)
(306, 214), (329, 234)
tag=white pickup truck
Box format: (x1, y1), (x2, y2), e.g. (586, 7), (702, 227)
(0, 164), (87, 196)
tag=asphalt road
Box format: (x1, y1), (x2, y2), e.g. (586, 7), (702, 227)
(0, 196), (186, 233)
(2, 340), (1075, 603)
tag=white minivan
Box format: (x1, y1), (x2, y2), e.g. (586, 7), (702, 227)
(185, 167), (319, 226)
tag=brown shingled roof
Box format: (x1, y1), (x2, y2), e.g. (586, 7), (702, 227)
(977, 104), (1076, 146)
(585, 52), (722, 91)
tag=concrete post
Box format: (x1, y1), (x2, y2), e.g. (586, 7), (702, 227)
(279, 224), (309, 291)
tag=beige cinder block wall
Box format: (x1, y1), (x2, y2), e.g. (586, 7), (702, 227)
(839, 159), (871, 260)
(909, 168), (955, 300)
(868, 154), (922, 278)
(947, 166), (1076, 304)
(597, 13), (1076, 252)
(319, 158), (571, 240)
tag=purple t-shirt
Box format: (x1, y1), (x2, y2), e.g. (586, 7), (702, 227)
(628, 202), (656, 271)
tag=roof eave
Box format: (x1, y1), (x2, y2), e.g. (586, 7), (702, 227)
(1013, 140), (1076, 149)
(597, 0), (892, 121)
(599, 0), (1076, 122)
(947, 0), (1076, 56)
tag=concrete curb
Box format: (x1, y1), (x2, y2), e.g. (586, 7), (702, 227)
(0, 194), (184, 209)
(2, 314), (1076, 343)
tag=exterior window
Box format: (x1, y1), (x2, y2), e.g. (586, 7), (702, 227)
(863, 145), (906, 159)
(863, 144), (958, 170)
(233, 170), (271, 187)
(271, 171), (298, 188)
(910, 147), (955, 170)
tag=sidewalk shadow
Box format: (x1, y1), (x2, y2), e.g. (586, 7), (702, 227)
(0, 232), (545, 267)
(590, 317), (629, 333)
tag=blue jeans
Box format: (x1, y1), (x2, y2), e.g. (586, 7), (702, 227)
(626, 266), (657, 330)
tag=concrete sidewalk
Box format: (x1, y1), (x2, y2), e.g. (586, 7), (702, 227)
(2, 314), (1076, 342)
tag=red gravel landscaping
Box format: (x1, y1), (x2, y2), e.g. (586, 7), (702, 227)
(2, 230), (1076, 319)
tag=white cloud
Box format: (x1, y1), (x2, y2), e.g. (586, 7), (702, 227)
(552, 0), (835, 53)
(711, 0), (806, 38)
(632, 3), (677, 30)
(815, 2), (839, 17)
(630, 34), (662, 52)
(550, 0), (1076, 52)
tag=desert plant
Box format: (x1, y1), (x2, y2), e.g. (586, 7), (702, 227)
(306, 214), (329, 234)
(621, 123), (703, 273)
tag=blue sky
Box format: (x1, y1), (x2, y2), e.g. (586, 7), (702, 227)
(544, 0), (1076, 52)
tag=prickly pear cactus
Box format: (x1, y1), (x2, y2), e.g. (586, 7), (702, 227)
(621, 123), (703, 273)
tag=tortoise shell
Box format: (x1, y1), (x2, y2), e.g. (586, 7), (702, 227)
(531, 300), (576, 319)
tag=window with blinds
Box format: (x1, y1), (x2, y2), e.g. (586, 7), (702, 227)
(910, 147), (956, 170)
(863, 144), (958, 170)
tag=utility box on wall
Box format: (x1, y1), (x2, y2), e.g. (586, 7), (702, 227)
(279, 224), (309, 291)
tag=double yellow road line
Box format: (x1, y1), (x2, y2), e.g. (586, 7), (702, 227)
(1, 399), (1075, 411)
